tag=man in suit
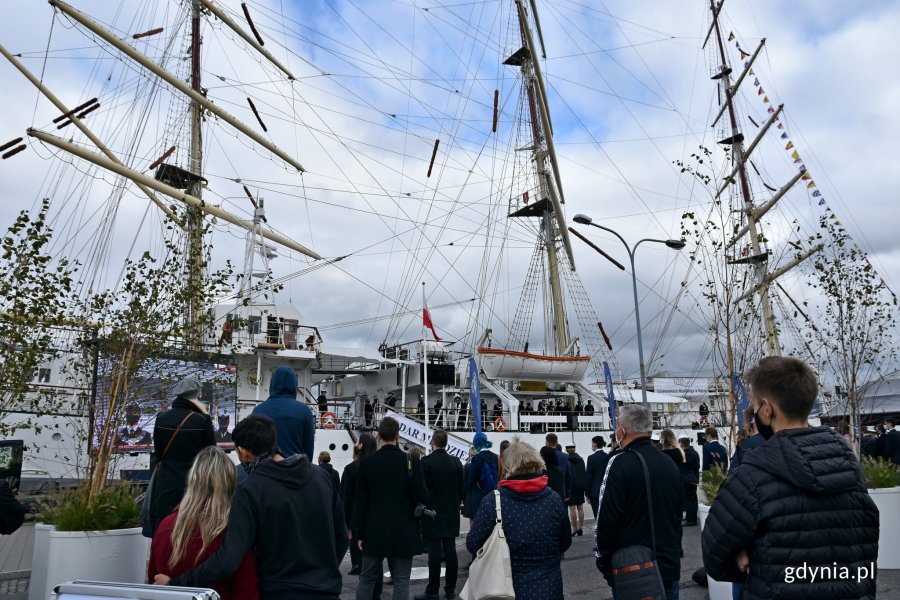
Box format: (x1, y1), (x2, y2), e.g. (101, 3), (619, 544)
(584, 435), (609, 519)
(544, 433), (571, 501)
(356, 417), (428, 600)
(885, 417), (900, 465)
(702, 426), (728, 473)
(679, 436), (700, 526)
(416, 430), (464, 600)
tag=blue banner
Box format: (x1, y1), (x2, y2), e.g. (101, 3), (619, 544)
(469, 357), (482, 434)
(603, 362), (616, 430)
(733, 373), (750, 429)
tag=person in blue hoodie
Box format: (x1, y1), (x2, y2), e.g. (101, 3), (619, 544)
(252, 366), (314, 460)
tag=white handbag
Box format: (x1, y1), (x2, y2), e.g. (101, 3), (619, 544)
(460, 489), (516, 600)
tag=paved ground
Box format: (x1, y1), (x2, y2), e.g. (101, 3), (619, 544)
(337, 517), (900, 599)
(4, 518), (899, 599)
(0, 571), (27, 600)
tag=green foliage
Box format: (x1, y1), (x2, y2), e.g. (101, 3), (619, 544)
(804, 215), (897, 451)
(68, 232), (234, 493)
(676, 145), (767, 431)
(861, 457), (900, 489)
(0, 199), (78, 438)
(39, 481), (139, 531)
(700, 464), (727, 504)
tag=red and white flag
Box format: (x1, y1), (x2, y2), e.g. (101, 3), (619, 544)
(423, 302), (441, 341)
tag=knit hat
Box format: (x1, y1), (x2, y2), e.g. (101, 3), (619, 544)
(173, 376), (202, 399)
(473, 431), (492, 451)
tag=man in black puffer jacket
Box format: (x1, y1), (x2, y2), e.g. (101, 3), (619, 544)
(702, 356), (879, 599)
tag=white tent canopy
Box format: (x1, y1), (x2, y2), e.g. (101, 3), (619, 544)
(588, 386), (687, 405)
(821, 377), (900, 417)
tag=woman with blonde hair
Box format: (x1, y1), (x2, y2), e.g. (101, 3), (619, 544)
(661, 428), (685, 466)
(148, 446), (258, 600)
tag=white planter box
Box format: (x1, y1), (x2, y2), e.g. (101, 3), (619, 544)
(698, 504), (734, 600)
(868, 486), (900, 569)
(29, 524), (150, 600)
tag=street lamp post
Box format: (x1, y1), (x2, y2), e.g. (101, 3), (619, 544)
(572, 214), (685, 404)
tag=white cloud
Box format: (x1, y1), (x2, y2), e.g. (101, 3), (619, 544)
(0, 0), (896, 383)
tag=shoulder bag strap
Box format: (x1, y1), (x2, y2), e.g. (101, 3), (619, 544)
(493, 489), (505, 538)
(156, 411), (195, 472)
(631, 449), (657, 556)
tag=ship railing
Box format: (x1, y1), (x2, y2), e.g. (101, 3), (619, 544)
(213, 315), (322, 353)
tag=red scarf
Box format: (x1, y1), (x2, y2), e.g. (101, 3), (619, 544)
(499, 474), (548, 493)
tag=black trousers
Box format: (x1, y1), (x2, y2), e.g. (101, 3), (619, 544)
(349, 528), (362, 569)
(683, 480), (698, 524)
(588, 495), (599, 520)
(425, 536), (458, 595)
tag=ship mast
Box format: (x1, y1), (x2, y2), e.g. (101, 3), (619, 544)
(704, 1), (823, 447)
(708, 1), (780, 358)
(510, 0), (575, 356)
(9, 0), (323, 349)
(186, 0), (204, 350)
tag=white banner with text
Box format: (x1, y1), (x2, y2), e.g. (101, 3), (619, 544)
(652, 377), (708, 398)
(386, 410), (470, 461)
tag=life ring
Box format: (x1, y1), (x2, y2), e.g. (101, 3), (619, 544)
(494, 417), (506, 432)
(321, 411), (338, 429)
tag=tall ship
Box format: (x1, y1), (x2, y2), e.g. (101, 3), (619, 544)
(0, 1), (895, 481)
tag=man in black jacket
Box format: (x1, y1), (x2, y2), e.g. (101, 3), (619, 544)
(678, 436), (700, 526)
(318, 450), (341, 490)
(416, 429), (464, 600)
(148, 376), (215, 537)
(156, 414), (348, 600)
(595, 405), (683, 598)
(584, 435), (609, 519)
(544, 433), (571, 501)
(884, 416), (900, 465)
(702, 356), (879, 599)
(356, 417), (428, 600)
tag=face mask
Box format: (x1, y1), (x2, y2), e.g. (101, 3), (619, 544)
(754, 404), (775, 440)
(615, 427), (625, 448)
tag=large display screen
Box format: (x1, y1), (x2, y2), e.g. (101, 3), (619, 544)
(94, 356), (237, 454)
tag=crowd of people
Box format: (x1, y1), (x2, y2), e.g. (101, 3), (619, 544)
(134, 355), (888, 600)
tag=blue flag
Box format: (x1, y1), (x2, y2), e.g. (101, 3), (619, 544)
(603, 362), (617, 430)
(733, 373), (750, 428)
(469, 357), (482, 434)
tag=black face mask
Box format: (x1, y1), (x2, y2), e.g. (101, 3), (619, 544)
(754, 405), (775, 440)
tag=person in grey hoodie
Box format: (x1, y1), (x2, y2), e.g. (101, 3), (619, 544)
(157, 414), (348, 600)
(252, 365), (314, 460)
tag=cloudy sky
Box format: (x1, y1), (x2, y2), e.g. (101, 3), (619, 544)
(0, 0), (897, 386)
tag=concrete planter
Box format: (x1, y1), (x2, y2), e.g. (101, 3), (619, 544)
(28, 524), (150, 600)
(868, 486), (900, 569)
(698, 504), (733, 600)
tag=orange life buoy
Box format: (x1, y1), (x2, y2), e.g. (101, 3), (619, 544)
(494, 417), (506, 432)
(321, 411), (338, 429)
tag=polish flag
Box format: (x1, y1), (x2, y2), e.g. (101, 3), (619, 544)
(423, 302), (441, 341)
